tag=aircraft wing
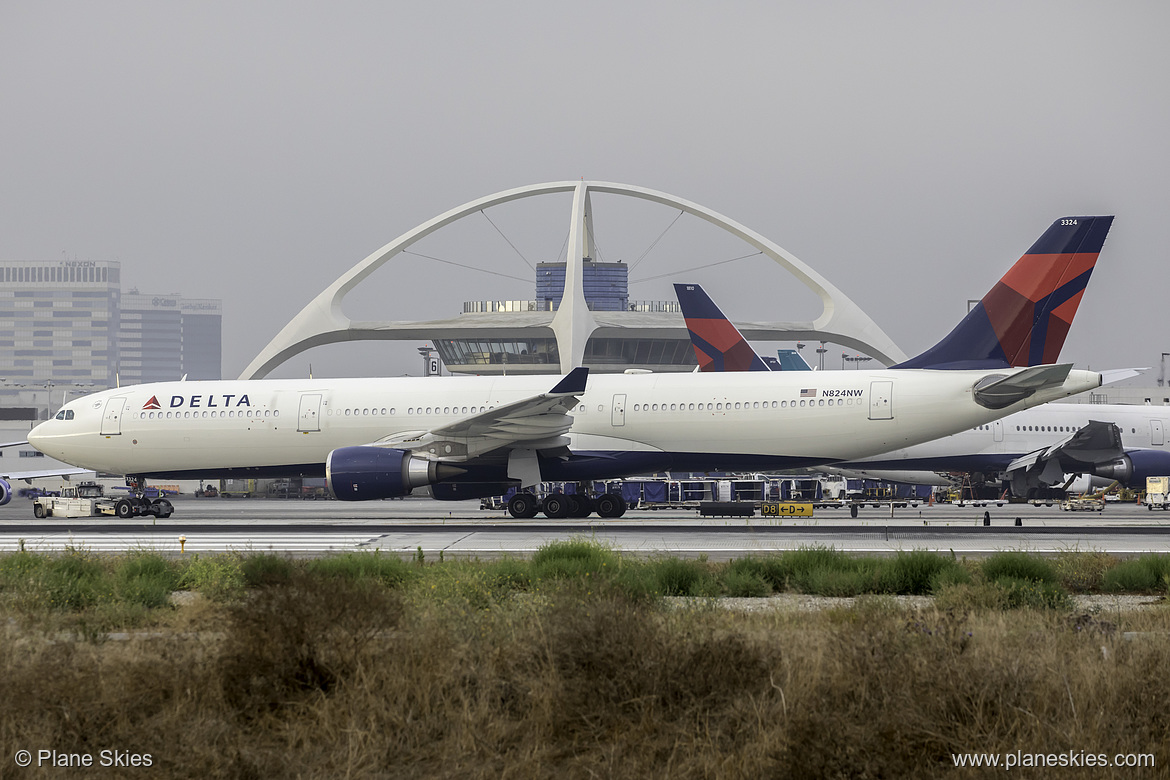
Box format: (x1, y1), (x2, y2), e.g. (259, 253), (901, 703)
(821, 466), (957, 487)
(1005, 420), (1124, 491)
(2, 467), (93, 483)
(370, 367), (589, 463)
(1, 439), (93, 483)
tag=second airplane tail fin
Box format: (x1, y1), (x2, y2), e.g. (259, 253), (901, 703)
(674, 283), (771, 372)
(894, 216), (1114, 369)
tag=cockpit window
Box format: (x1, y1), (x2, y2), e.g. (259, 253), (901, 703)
(55, 410), (65, 420)
(55, 410), (75, 421)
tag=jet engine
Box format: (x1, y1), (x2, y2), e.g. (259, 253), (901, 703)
(1092, 450), (1170, 486)
(325, 446), (463, 501)
(0, 478), (10, 506)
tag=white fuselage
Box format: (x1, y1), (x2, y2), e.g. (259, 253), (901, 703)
(842, 402), (1169, 473)
(28, 368), (1102, 479)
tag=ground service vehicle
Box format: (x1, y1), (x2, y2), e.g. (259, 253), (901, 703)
(1060, 496), (1105, 512)
(1147, 477), (1169, 510)
(32, 481), (173, 519)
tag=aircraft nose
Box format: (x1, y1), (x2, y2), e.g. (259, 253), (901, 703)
(27, 421), (49, 452)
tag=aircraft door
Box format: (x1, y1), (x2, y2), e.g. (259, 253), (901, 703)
(868, 381), (893, 420)
(298, 393), (322, 432)
(993, 420), (1004, 442)
(611, 394), (626, 427)
(100, 397), (126, 435)
(1152, 419), (1165, 446)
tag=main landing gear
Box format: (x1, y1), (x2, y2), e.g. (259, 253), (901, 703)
(125, 475), (174, 519)
(507, 488), (628, 520)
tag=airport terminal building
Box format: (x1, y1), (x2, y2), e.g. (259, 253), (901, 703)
(436, 259), (698, 374)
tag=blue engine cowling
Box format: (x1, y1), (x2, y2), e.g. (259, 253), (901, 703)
(326, 446), (461, 501)
(1093, 449), (1170, 486)
(0, 478), (10, 506)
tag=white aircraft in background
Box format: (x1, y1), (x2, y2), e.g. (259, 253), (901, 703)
(0, 438), (91, 507)
(675, 215), (1168, 498)
(23, 216), (1111, 519)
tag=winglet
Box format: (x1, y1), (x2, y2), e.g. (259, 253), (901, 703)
(894, 216), (1113, 369)
(549, 366), (589, 396)
(673, 283), (771, 372)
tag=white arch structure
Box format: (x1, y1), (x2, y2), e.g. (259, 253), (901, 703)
(240, 181), (907, 379)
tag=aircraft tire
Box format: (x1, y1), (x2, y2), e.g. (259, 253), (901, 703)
(595, 493), (623, 518)
(850, 504), (858, 518)
(542, 495), (570, 519)
(570, 495), (593, 518)
(115, 499), (134, 519)
(508, 493), (539, 519)
(153, 499), (174, 519)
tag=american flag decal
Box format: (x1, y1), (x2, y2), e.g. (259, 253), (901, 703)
(800, 388), (816, 398)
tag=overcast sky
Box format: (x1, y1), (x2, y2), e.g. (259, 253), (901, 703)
(3, 1), (1166, 380)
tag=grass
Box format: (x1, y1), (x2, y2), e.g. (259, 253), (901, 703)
(1103, 553), (1170, 593)
(1, 553), (1167, 778)
(7, 543), (1163, 630)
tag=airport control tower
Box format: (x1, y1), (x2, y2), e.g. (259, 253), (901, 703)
(536, 259), (628, 312)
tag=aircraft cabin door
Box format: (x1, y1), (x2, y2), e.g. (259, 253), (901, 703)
(1152, 419), (1165, 446)
(100, 397), (126, 435)
(298, 393), (322, 432)
(611, 394), (626, 427)
(868, 381), (893, 420)
(993, 420), (1004, 442)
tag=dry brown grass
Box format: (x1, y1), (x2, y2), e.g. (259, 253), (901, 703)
(2, 577), (1169, 777)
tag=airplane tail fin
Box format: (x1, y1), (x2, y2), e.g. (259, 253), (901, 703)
(673, 283), (771, 372)
(893, 216), (1113, 369)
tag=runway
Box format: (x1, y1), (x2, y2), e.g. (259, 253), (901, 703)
(3, 495), (1170, 557)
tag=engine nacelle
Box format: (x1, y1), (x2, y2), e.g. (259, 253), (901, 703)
(326, 446), (459, 501)
(1092, 449), (1170, 487)
(0, 478), (11, 506)
(1063, 474), (1095, 494)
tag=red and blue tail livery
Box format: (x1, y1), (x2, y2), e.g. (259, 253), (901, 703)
(674, 283), (771, 372)
(894, 216), (1113, 369)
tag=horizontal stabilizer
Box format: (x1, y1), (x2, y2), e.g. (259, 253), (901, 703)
(973, 364), (1072, 409)
(1100, 368), (1147, 386)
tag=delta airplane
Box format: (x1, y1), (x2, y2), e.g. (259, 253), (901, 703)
(0, 439), (90, 507)
(675, 216), (1170, 498)
(22, 217), (1110, 519)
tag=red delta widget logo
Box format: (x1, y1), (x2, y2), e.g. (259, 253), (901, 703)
(142, 394), (252, 410)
